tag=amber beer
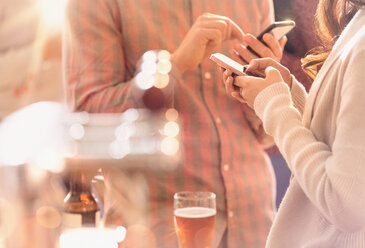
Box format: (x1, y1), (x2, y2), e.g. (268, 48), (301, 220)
(174, 207), (216, 248)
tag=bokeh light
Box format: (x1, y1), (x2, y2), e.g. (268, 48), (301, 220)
(69, 123), (85, 140)
(157, 60), (172, 74)
(161, 137), (179, 156)
(121, 109), (139, 123)
(142, 51), (157, 63)
(165, 108), (179, 122)
(141, 61), (157, 74)
(163, 121), (179, 137)
(154, 73), (169, 89)
(136, 72), (155, 90)
(157, 50), (171, 61)
(36, 206), (62, 229)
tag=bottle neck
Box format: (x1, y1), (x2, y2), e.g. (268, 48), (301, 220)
(69, 169), (92, 193)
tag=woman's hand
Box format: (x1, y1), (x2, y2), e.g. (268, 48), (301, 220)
(234, 66), (284, 108)
(230, 33), (287, 64)
(222, 58), (291, 105)
(222, 69), (247, 103)
(246, 58), (292, 88)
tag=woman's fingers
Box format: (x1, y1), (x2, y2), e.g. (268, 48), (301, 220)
(228, 66), (285, 108)
(265, 66), (283, 82)
(231, 91), (246, 103)
(225, 75), (235, 94)
(246, 58), (278, 72)
(222, 68), (232, 81)
(233, 75), (259, 88)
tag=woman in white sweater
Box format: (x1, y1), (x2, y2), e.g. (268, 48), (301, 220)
(223, 0), (365, 247)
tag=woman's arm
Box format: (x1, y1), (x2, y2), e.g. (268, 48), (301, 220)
(254, 47), (365, 232)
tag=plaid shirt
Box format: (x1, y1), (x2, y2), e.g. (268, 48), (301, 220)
(65, 0), (275, 247)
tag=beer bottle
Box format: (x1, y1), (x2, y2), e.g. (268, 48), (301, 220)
(63, 169), (100, 229)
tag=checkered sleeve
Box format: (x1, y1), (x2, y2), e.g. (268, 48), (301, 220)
(64, 0), (177, 112)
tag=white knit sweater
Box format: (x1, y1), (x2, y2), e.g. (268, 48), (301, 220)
(254, 9), (365, 248)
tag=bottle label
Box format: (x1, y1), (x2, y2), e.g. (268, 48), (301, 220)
(63, 210), (100, 230)
(63, 212), (82, 229)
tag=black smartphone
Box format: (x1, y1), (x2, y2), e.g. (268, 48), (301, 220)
(256, 20), (296, 42)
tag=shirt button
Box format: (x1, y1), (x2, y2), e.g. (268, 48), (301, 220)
(204, 72), (211, 79)
(223, 164), (229, 171)
(228, 211), (234, 218)
(215, 117), (222, 124)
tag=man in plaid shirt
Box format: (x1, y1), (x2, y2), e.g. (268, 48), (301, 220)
(64, 0), (286, 247)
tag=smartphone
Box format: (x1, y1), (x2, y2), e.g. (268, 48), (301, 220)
(210, 52), (265, 79)
(210, 53), (247, 76)
(256, 20), (296, 42)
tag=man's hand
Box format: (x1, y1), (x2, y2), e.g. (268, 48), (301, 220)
(171, 13), (245, 74)
(230, 33), (287, 64)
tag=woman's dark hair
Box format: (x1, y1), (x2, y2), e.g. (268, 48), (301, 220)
(302, 0), (365, 79)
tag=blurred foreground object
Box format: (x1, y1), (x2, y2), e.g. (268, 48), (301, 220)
(59, 227), (126, 248)
(0, 102), (68, 248)
(0, 102), (181, 247)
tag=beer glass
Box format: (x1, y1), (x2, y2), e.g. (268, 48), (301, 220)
(174, 192), (216, 248)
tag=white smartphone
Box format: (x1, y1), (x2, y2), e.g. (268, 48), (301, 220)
(257, 20), (296, 41)
(210, 53), (247, 76)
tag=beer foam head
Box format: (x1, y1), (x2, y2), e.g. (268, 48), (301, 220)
(174, 207), (216, 218)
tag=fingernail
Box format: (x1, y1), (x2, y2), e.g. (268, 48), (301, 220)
(240, 41), (248, 47)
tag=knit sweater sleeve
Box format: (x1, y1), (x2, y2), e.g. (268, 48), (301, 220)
(290, 75), (307, 116)
(253, 47), (365, 233)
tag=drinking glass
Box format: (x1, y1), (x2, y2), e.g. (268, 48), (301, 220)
(174, 192), (216, 248)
